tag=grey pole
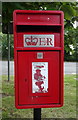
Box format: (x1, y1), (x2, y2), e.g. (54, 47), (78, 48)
(7, 23), (10, 81)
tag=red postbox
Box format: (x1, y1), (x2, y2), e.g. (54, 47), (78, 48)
(13, 10), (64, 109)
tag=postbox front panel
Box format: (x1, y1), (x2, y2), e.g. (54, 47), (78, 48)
(17, 51), (60, 105)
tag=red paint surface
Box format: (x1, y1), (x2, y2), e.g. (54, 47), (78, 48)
(13, 10), (64, 109)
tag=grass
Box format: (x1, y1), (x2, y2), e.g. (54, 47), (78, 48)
(1, 74), (77, 119)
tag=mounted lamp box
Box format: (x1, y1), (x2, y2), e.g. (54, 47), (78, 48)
(13, 10), (64, 109)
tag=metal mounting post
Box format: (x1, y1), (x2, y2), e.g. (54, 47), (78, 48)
(34, 108), (41, 120)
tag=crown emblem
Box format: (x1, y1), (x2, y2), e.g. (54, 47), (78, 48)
(25, 36), (38, 45)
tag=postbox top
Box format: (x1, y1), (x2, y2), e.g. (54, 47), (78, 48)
(13, 10), (63, 14)
(13, 10), (64, 26)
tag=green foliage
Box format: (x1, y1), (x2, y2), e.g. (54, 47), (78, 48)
(0, 33), (14, 60)
(2, 2), (78, 61)
(64, 26), (78, 61)
(60, 2), (76, 20)
(1, 33), (8, 59)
